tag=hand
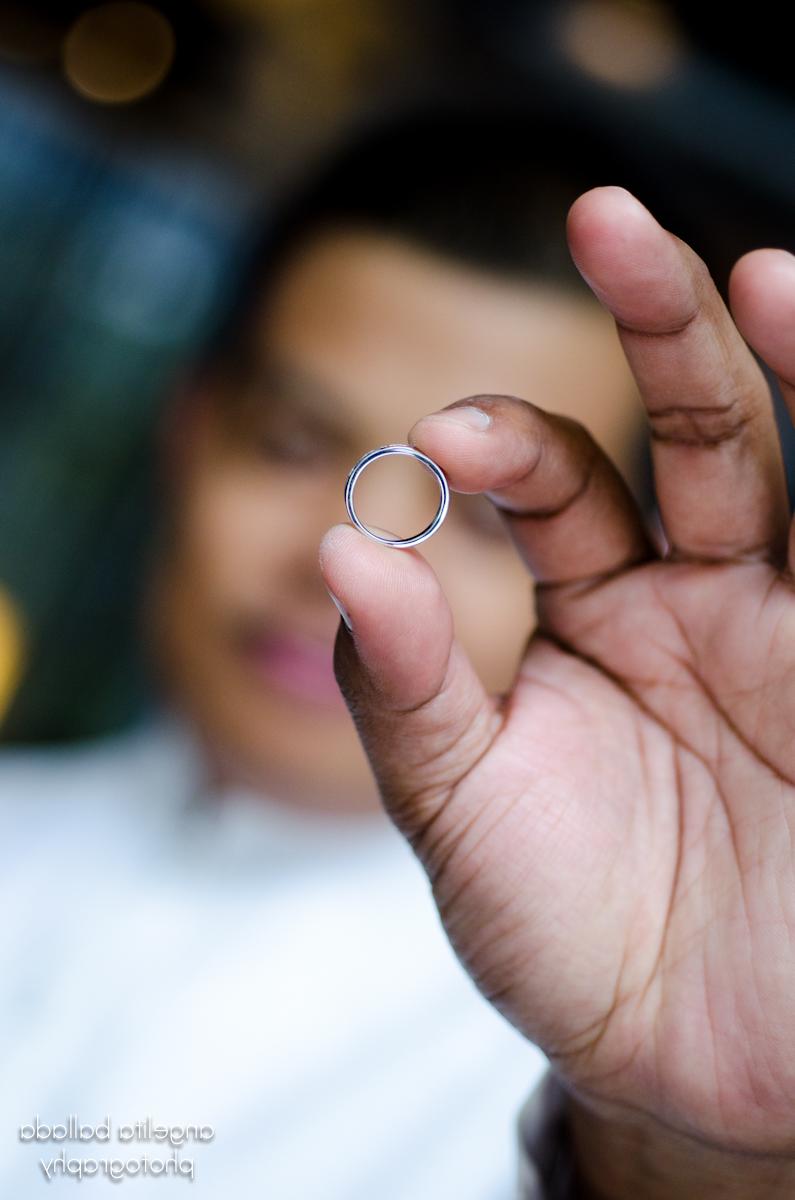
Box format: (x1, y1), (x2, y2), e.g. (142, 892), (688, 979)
(318, 186), (795, 1197)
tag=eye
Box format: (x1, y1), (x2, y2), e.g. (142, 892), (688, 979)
(245, 402), (336, 465)
(255, 421), (325, 464)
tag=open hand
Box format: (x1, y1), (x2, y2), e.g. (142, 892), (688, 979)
(318, 186), (795, 1175)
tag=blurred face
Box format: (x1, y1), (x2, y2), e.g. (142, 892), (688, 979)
(148, 227), (643, 814)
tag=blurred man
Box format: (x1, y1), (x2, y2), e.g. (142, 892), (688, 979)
(1, 105), (651, 1197)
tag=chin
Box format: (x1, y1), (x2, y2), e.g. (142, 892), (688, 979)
(195, 702), (375, 811)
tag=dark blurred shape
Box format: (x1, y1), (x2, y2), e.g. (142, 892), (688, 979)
(669, 1), (795, 103)
(449, 0), (795, 103)
(440, 2), (795, 287)
(0, 2), (61, 64)
(0, 1), (246, 159)
(63, 2), (175, 104)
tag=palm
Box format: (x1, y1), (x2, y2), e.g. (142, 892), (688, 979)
(319, 186), (795, 1157)
(437, 559), (795, 1150)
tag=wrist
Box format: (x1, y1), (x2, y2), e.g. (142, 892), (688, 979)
(563, 1083), (795, 1200)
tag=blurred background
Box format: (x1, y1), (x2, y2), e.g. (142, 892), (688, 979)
(0, 0), (793, 744)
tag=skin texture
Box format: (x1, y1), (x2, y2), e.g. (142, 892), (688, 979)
(317, 187), (795, 1198)
(147, 226), (643, 813)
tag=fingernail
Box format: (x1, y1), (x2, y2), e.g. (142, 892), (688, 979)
(426, 404), (492, 431)
(325, 585), (353, 632)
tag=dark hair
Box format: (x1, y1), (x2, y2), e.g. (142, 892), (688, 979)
(201, 99), (671, 368)
(199, 99), (658, 512)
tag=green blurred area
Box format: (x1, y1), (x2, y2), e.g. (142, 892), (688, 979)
(0, 71), (250, 742)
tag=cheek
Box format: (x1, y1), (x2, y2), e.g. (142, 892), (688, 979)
(177, 466), (292, 604)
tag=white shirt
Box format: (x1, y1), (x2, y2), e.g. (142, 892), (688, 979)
(0, 712), (553, 1198)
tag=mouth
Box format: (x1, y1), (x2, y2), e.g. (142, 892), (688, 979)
(232, 621), (348, 711)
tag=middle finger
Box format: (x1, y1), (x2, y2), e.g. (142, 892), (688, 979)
(566, 185), (790, 566)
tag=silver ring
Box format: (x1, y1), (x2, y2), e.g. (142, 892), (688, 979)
(344, 443), (450, 548)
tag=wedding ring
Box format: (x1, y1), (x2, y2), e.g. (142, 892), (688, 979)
(344, 443), (450, 548)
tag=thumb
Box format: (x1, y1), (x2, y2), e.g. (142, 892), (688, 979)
(317, 522), (503, 860)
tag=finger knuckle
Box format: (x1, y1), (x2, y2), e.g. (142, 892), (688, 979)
(648, 389), (753, 448)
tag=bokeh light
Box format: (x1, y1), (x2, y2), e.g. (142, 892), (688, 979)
(559, 0), (684, 89)
(0, 585), (24, 724)
(63, 2), (176, 104)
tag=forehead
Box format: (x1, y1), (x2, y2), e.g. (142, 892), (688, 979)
(252, 227), (635, 448)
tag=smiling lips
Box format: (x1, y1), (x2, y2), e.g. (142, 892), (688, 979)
(237, 625), (348, 709)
